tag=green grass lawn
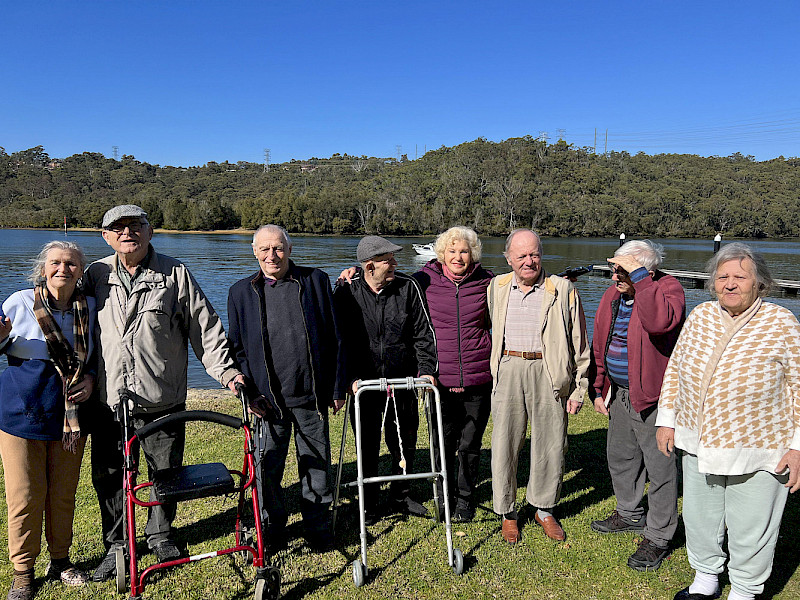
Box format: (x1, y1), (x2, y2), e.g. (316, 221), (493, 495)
(2, 390), (799, 600)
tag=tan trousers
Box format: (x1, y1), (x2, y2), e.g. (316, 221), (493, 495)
(491, 356), (567, 514)
(0, 430), (86, 570)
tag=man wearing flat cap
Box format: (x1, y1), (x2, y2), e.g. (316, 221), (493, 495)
(84, 204), (243, 581)
(333, 236), (438, 523)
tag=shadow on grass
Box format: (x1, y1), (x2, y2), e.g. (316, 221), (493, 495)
(458, 427), (616, 520)
(560, 427), (615, 517)
(761, 495), (800, 599)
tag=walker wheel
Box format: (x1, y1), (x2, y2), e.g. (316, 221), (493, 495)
(114, 546), (127, 593)
(254, 566), (280, 600)
(352, 559), (366, 587)
(239, 527), (254, 565)
(452, 548), (464, 575)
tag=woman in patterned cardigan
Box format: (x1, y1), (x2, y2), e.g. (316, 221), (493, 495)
(656, 243), (800, 600)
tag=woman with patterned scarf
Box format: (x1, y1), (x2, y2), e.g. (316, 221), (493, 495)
(657, 243), (800, 600)
(0, 240), (96, 600)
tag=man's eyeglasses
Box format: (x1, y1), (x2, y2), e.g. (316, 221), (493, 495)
(610, 265), (629, 278)
(107, 221), (148, 234)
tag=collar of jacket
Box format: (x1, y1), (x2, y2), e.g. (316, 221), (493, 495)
(248, 259), (301, 289)
(424, 258), (482, 283)
(495, 271), (555, 295)
(107, 245), (163, 286)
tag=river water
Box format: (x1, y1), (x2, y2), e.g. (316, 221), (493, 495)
(2, 229), (799, 388)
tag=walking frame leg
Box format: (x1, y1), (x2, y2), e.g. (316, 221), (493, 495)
(331, 395), (351, 534)
(354, 390), (369, 573)
(424, 391), (441, 522)
(432, 389), (456, 567)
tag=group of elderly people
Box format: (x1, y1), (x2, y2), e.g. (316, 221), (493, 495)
(1, 203), (798, 600)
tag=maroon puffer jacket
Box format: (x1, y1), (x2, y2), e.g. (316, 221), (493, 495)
(413, 259), (493, 388)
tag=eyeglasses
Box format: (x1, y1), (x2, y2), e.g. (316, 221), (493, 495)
(610, 265), (629, 278)
(107, 221), (148, 234)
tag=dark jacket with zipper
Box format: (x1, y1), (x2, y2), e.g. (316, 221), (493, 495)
(412, 259), (493, 388)
(333, 270), (437, 384)
(227, 261), (347, 414)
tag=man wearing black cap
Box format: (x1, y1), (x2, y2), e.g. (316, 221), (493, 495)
(84, 204), (244, 581)
(333, 236), (438, 522)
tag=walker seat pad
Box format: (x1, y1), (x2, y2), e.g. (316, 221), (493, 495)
(152, 462), (235, 502)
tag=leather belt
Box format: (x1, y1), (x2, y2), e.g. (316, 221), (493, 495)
(503, 350), (542, 360)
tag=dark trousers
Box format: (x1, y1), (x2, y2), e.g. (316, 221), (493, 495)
(431, 383), (491, 507)
(91, 402), (185, 551)
(607, 385), (678, 548)
(350, 388), (419, 511)
(256, 403), (331, 536)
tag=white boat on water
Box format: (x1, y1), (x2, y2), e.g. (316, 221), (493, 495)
(412, 243), (437, 258)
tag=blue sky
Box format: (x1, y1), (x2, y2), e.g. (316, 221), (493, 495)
(3, 1), (798, 166)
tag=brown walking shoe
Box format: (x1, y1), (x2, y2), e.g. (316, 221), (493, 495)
(534, 512), (566, 541)
(501, 517), (520, 544)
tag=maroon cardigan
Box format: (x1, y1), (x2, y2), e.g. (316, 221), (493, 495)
(589, 271), (685, 413)
(413, 259), (493, 388)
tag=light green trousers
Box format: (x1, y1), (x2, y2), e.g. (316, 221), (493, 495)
(682, 453), (789, 597)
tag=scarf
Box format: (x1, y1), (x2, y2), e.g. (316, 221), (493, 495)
(441, 261), (475, 286)
(33, 284), (89, 452)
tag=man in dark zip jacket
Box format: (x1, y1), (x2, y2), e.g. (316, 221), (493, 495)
(333, 235), (438, 523)
(227, 225), (347, 551)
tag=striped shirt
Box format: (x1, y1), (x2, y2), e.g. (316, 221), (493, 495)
(503, 273), (544, 353)
(606, 297), (634, 388)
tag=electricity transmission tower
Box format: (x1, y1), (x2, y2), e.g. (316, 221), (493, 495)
(112, 146), (119, 160)
(264, 148), (271, 172)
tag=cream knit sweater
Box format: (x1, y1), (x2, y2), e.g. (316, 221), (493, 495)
(656, 298), (800, 476)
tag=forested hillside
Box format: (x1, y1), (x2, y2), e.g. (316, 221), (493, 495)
(1, 138), (798, 237)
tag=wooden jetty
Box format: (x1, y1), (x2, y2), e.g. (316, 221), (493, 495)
(589, 265), (800, 297)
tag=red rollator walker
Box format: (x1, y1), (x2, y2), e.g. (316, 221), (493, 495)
(331, 377), (464, 587)
(114, 384), (280, 600)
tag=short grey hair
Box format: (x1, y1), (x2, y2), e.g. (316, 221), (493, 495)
(705, 242), (773, 298)
(434, 226), (482, 263)
(29, 240), (87, 285)
(252, 224), (292, 249)
(503, 228), (542, 256)
(614, 240), (664, 272)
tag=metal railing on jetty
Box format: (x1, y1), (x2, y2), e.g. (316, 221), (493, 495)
(586, 234), (800, 297)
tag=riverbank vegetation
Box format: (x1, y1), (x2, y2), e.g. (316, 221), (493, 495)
(1, 140), (798, 237)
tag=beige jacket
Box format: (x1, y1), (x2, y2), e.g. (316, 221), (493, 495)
(487, 272), (589, 404)
(85, 249), (240, 413)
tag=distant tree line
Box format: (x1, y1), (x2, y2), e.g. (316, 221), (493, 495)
(1, 139), (798, 238)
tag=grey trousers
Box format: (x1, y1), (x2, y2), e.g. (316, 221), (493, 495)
(607, 385), (677, 547)
(256, 403), (332, 536)
(491, 356), (567, 514)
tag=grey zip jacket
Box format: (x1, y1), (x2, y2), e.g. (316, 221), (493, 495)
(85, 248), (240, 413)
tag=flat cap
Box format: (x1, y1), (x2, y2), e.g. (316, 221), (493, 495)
(357, 235), (403, 262)
(102, 204), (148, 228)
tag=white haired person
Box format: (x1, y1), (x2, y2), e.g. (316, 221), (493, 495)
(412, 226), (494, 522)
(589, 240), (685, 571)
(0, 241), (97, 600)
(657, 243), (800, 600)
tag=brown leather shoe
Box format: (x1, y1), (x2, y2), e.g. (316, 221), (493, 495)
(501, 518), (520, 544)
(534, 512), (566, 541)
